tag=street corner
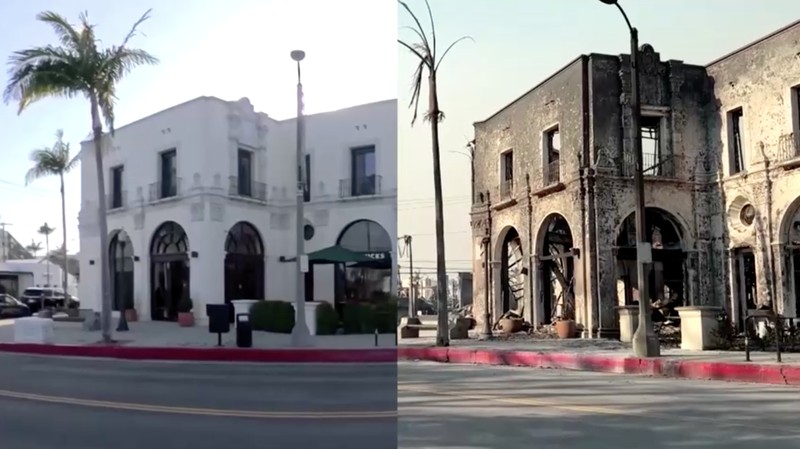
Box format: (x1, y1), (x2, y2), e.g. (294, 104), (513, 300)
(0, 342), (399, 364)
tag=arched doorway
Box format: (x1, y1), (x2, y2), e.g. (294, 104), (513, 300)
(497, 227), (524, 316)
(615, 208), (684, 321)
(782, 199), (800, 317)
(109, 231), (134, 313)
(537, 214), (575, 324)
(150, 221), (190, 321)
(335, 220), (393, 310)
(224, 221), (264, 322)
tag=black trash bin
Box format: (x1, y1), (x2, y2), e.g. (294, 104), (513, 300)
(236, 313), (253, 348)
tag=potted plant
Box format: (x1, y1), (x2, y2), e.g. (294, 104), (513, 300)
(554, 316), (578, 339)
(177, 296), (194, 327)
(125, 308), (139, 322)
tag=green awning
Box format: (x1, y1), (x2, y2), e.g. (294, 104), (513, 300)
(284, 245), (375, 265)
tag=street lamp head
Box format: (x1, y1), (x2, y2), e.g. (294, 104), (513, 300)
(290, 50), (305, 62)
(598, 0), (618, 3)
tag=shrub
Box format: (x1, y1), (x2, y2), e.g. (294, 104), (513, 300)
(250, 300), (295, 333)
(315, 302), (340, 335)
(373, 298), (398, 334)
(178, 296), (193, 313)
(342, 303), (377, 334)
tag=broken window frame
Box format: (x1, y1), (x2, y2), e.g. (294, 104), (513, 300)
(729, 108), (745, 174)
(545, 126), (561, 185)
(640, 115), (662, 176)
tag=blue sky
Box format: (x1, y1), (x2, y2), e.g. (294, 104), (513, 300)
(398, 0), (800, 277)
(0, 0), (396, 257)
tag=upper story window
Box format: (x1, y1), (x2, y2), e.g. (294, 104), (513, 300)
(728, 108), (745, 175)
(237, 149), (253, 197)
(110, 165), (124, 209)
(351, 145), (376, 196)
(500, 149), (513, 199)
(545, 127), (560, 185)
(304, 154), (311, 202)
(641, 115), (663, 175)
(793, 85), (800, 133)
(500, 150), (513, 183)
(159, 149), (177, 199)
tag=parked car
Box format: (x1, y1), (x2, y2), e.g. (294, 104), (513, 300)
(0, 294), (32, 319)
(20, 288), (79, 313)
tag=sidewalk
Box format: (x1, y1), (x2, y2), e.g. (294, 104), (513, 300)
(0, 319), (397, 363)
(396, 331), (800, 386)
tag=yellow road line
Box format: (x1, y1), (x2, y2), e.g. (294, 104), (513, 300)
(0, 389), (396, 420)
(398, 383), (800, 434)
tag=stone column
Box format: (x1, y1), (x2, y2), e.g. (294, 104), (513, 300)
(530, 255), (541, 327)
(491, 261), (502, 322)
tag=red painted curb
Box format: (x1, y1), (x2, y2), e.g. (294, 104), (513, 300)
(0, 343), (398, 363)
(397, 347), (800, 386)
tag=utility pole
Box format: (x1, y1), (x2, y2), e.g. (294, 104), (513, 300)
(0, 222), (12, 262)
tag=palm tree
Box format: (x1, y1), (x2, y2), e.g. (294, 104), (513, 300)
(38, 223), (55, 298)
(25, 240), (42, 257)
(25, 129), (79, 299)
(398, 0), (472, 346)
(4, 10), (158, 342)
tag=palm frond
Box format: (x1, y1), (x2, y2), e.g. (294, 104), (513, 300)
(36, 11), (81, 49)
(25, 129), (77, 184)
(4, 52), (87, 112)
(37, 223), (55, 236)
(398, 1), (431, 57)
(118, 9), (153, 48)
(422, 0), (437, 60)
(434, 36), (474, 72)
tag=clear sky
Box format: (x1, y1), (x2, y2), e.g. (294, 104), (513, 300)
(397, 0), (800, 278)
(0, 0), (396, 257)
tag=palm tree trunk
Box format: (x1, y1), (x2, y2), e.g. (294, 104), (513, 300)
(60, 173), (69, 301)
(90, 95), (113, 343)
(429, 74), (449, 347)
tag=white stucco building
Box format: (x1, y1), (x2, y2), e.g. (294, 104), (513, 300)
(0, 259), (78, 297)
(77, 96), (397, 323)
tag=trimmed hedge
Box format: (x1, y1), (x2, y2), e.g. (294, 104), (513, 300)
(341, 298), (398, 334)
(250, 300), (295, 334)
(315, 302), (340, 335)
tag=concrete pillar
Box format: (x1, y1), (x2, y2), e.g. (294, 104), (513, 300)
(530, 256), (541, 327)
(676, 306), (723, 350)
(491, 261), (502, 321)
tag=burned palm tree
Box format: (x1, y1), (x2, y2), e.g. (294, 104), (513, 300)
(398, 0), (472, 347)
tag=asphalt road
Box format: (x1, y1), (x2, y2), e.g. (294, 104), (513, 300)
(399, 362), (800, 449)
(0, 353), (398, 449)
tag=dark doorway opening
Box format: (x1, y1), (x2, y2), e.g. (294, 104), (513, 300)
(150, 221), (190, 322)
(499, 227), (524, 316)
(539, 215), (575, 324)
(733, 247), (757, 330)
(110, 231), (134, 312)
(615, 208), (685, 324)
(334, 220), (393, 316)
(224, 221), (264, 323)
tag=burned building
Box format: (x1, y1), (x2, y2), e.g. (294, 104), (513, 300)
(470, 20), (800, 340)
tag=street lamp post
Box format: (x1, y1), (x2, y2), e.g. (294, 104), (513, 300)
(599, 0), (659, 357)
(290, 49), (312, 347)
(116, 231), (129, 332)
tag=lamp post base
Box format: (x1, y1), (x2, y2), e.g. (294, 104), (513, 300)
(291, 321), (313, 347)
(631, 325), (660, 357)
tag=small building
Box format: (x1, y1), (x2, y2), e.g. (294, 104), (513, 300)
(78, 96), (397, 322)
(470, 20), (800, 338)
(0, 259), (78, 298)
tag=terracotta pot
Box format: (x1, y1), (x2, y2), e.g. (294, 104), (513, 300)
(124, 309), (138, 322)
(499, 317), (523, 334)
(178, 312), (194, 327)
(555, 319), (578, 339)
